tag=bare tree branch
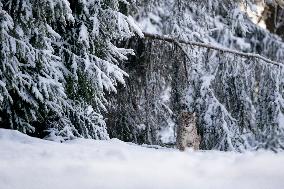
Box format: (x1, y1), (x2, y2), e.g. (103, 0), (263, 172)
(143, 32), (283, 67)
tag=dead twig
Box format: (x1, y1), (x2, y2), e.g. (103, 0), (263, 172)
(143, 32), (283, 67)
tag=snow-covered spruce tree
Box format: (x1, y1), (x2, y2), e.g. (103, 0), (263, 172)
(0, 0), (72, 136)
(0, 0), (142, 140)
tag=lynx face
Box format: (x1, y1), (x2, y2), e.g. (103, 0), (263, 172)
(180, 112), (196, 128)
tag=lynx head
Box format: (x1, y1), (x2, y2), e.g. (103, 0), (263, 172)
(180, 112), (196, 127)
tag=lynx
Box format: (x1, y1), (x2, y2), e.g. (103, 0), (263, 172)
(176, 112), (201, 151)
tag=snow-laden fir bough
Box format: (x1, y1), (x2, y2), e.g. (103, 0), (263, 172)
(0, 0), (142, 140)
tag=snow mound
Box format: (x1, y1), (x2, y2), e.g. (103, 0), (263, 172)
(0, 129), (40, 143)
(0, 129), (284, 189)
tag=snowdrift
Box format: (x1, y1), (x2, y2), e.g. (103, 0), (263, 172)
(0, 129), (284, 189)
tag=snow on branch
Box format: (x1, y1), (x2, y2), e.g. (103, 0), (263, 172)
(143, 32), (283, 67)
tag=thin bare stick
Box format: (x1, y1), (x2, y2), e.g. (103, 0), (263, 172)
(143, 32), (283, 67)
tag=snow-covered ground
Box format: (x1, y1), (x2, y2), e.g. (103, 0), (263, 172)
(0, 129), (284, 189)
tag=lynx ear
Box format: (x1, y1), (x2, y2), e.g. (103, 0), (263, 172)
(193, 112), (197, 121)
